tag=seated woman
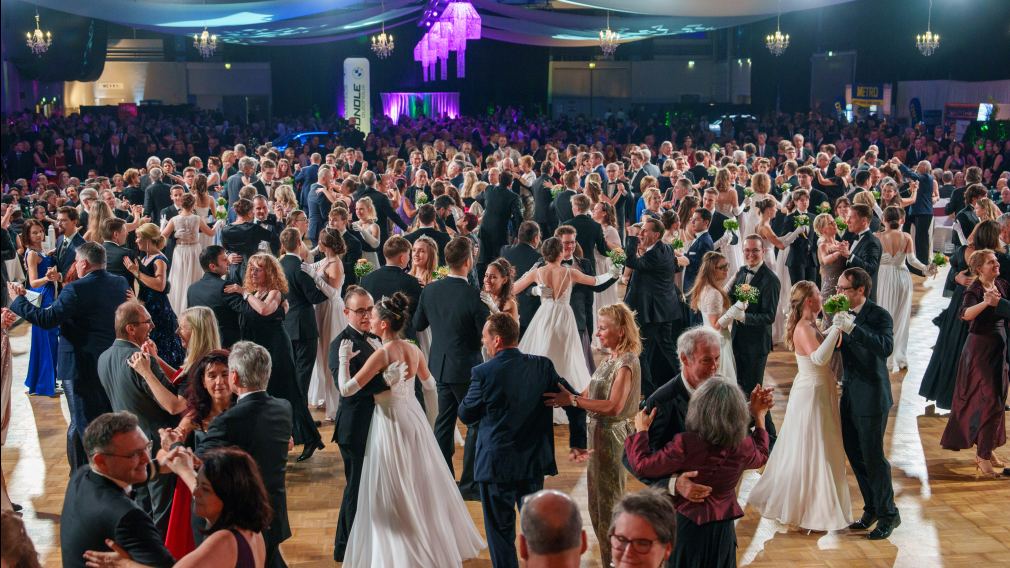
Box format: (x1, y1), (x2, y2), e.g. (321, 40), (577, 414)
(84, 447), (271, 568)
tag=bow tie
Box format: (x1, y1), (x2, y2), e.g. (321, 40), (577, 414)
(561, 259), (575, 266)
(742, 267), (756, 275)
(847, 310), (857, 316)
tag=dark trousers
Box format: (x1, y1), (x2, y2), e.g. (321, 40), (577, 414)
(291, 338), (316, 400)
(136, 471), (175, 537)
(287, 339), (321, 446)
(333, 441), (366, 561)
(480, 479), (544, 568)
(579, 329), (596, 374)
(840, 397), (897, 521)
(639, 320), (683, 397)
(787, 262), (817, 287)
(265, 541), (287, 568)
(910, 214), (933, 275)
(62, 379), (112, 472)
(434, 382), (479, 493)
(734, 349), (777, 440)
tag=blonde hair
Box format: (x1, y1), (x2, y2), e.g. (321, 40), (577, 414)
(976, 198), (1001, 222)
(135, 223), (166, 251)
(242, 253), (288, 294)
(751, 172), (771, 195)
(179, 306), (222, 373)
(689, 251), (731, 312)
(852, 190), (877, 209)
(274, 184), (298, 211)
(409, 235), (438, 285)
(812, 213), (836, 237)
(785, 280), (820, 350)
(714, 168), (732, 193)
(968, 248), (996, 276)
(86, 201), (114, 243)
(356, 197), (377, 222)
(597, 302), (642, 356)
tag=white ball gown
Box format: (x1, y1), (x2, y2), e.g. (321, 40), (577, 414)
(166, 214), (204, 315)
(876, 249), (927, 372)
(747, 326), (852, 531)
(307, 258), (346, 420)
(697, 286), (736, 382)
(343, 370), (484, 567)
(591, 225), (622, 349)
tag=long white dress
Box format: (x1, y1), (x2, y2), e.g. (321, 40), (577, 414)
(715, 202), (744, 277)
(307, 259), (346, 420)
(166, 214), (203, 315)
(194, 204), (215, 248)
(771, 239), (791, 345)
(518, 267), (593, 422)
(697, 286), (736, 382)
(592, 225), (622, 350)
(747, 327), (852, 531)
(344, 370), (484, 567)
(876, 250), (924, 372)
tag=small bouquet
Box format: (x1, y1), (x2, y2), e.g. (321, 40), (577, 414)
(780, 182), (792, 192)
(835, 216), (848, 232)
(817, 202), (832, 214)
(216, 197), (227, 207)
(354, 259), (375, 278)
(707, 166), (718, 177)
(931, 252), (948, 267)
(607, 248), (627, 267)
(744, 187), (755, 198)
(550, 186), (563, 200)
(671, 238), (684, 251)
(414, 191), (429, 205)
(432, 265), (450, 280)
(723, 219), (740, 232)
(823, 293), (851, 315)
(734, 283), (760, 304)
(793, 214), (810, 228)
(214, 208), (227, 220)
(284, 177), (295, 187)
(871, 190), (881, 202)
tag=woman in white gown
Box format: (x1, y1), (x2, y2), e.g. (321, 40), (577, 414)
(305, 228), (347, 420)
(753, 196), (805, 345)
(713, 168), (744, 276)
(191, 173), (217, 249)
(514, 237), (619, 418)
(689, 251), (736, 381)
(748, 281), (852, 532)
(591, 202), (623, 349)
(876, 206), (934, 372)
(163, 193), (216, 314)
(335, 293), (484, 567)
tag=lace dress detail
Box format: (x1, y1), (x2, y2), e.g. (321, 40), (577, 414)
(697, 286), (736, 381)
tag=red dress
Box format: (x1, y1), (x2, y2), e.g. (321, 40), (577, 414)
(164, 369), (196, 558)
(941, 279), (1009, 460)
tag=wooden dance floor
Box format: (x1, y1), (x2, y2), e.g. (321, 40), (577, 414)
(4, 271), (1009, 567)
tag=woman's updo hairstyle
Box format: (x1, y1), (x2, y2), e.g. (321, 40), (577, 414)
(882, 205), (903, 230)
(541, 237), (563, 262)
(376, 292), (411, 334)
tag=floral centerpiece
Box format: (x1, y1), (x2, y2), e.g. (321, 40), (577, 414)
(733, 283), (760, 304)
(823, 293), (851, 315)
(354, 259), (375, 278)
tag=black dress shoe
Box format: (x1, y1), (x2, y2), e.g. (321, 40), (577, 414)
(296, 440), (324, 462)
(848, 514), (878, 531)
(868, 514), (900, 540)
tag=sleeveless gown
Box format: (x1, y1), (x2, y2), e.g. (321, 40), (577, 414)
(876, 251), (914, 372)
(167, 214), (203, 315)
(307, 259), (346, 420)
(592, 225), (622, 349)
(140, 254), (185, 368)
(748, 340), (852, 531)
(24, 251), (58, 396)
(344, 368), (484, 566)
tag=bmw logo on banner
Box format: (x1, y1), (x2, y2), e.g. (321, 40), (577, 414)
(343, 58), (371, 134)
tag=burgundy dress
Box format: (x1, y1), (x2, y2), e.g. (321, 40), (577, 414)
(940, 279), (1009, 460)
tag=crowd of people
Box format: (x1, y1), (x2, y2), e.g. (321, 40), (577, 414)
(1, 106), (1009, 568)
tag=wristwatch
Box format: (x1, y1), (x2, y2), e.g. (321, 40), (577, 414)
(571, 395), (580, 408)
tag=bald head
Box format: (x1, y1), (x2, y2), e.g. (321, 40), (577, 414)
(519, 490), (586, 566)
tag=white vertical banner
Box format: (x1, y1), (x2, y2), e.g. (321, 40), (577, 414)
(343, 58), (371, 135)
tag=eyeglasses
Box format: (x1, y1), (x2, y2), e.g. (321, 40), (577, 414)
(743, 248), (762, 254)
(128, 319), (153, 326)
(348, 306), (374, 316)
(835, 285), (853, 291)
(100, 441), (153, 460)
(609, 532), (660, 554)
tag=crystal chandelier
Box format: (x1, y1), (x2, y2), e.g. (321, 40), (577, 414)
(193, 27), (218, 59)
(26, 11), (52, 56)
(598, 11), (619, 58)
(916, 0), (940, 56)
(765, 1), (789, 56)
(371, 1), (394, 59)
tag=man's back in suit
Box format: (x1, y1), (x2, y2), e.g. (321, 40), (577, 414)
(413, 276), (489, 384)
(279, 254), (327, 342)
(565, 214), (609, 267)
(98, 339), (178, 447)
(187, 272), (241, 347)
(478, 185), (523, 263)
(405, 227), (451, 264)
(143, 182), (172, 224)
(623, 236), (681, 324)
(551, 190), (576, 225)
(500, 243), (542, 334)
(103, 241), (136, 290)
(360, 265), (422, 334)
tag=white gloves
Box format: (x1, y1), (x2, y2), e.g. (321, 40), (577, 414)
(723, 303), (746, 323)
(833, 311), (856, 334)
(337, 340), (362, 396)
(382, 361), (408, 387)
(420, 375), (438, 428)
(595, 269), (618, 285)
(366, 336), (383, 352)
(733, 300), (748, 311)
(717, 310), (736, 329)
(300, 263), (326, 287)
(480, 291), (500, 313)
(810, 326), (841, 366)
(608, 263), (622, 278)
(530, 285), (542, 297)
(780, 227), (805, 246)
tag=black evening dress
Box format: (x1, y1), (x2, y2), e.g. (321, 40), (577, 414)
(919, 247), (971, 410)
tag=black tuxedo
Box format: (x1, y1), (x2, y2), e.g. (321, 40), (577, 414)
(564, 214), (609, 267)
(500, 243), (543, 336)
(952, 207), (979, 248)
(122, 185), (145, 207)
(360, 264), (423, 339)
(458, 348), (586, 567)
(624, 237), (684, 396)
(839, 301), (898, 523)
(279, 254), (328, 402)
(404, 226), (452, 265)
(102, 144), (129, 175)
(782, 210), (817, 283)
(730, 262), (781, 438)
(413, 276), (490, 493)
(844, 230), (882, 302)
(558, 257), (618, 372)
(549, 189), (576, 226)
(103, 241), (136, 291)
(339, 229), (363, 293)
(187, 272), (241, 347)
(329, 325), (387, 561)
(627, 374), (692, 485)
(199, 391), (293, 568)
(531, 175), (557, 237)
(220, 222), (279, 281)
(143, 182), (173, 225)
(477, 184), (523, 273)
(60, 468), (175, 568)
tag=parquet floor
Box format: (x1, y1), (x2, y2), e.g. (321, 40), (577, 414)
(4, 269), (1009, 567)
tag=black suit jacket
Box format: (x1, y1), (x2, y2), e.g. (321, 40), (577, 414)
(729, 263), (781, 355)
(61, 468), (175, 568)
(626, 373), (692, 485)
(103, 241), (136, 290)
(554, 258), (617, 333)
(844, 231), (882, 301)
(477, 184), (523, 264)
(839, 301), (894, 416)
(532, 175), (557, 229)
(187, 272), (241, 347)
(623, 237), (683, 324)
(198, 391), (293, 546)
(1, 229), (16, 308)
(360, 265), (423, 339)
(565, 214), (609, 267)
(122, 185), (146, 207)
(329, 325), (388, 445)
(549, 189), (576, 226)
(52, 231), (86, 278)
(280, 254), (328, 341)
(143, 182), (173, 225)
(781, 211), (816, 269)
(339, 229), (363, 292)
(500, 243), (543, 334)
(405, 226), (452, 265)
(413, 276), (489, 384)
(98, 339), (178, 451)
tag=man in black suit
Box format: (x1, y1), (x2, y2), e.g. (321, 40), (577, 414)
(458, 314), (587, 568)
(839, 204), (882, 302)
(9, 242), (128, 470)
(60, 412), (175, 568)
(404, 204), (451, 264)
(563, 194), (609, 268)
(328, 286), (386, 561)
(477, 170), (524, 281)
(532, 161), (558, 239)
(795, 166), (830, 212)
(278, 228), (326, 460)
(549, 170), (579, 227)
(143, 168), (173, 226)
(295, 153), (322, 210)
(102, 218), (136, 291)
(832, 268), (900, 540)
(780, 189), (817, 284)
(197, 341), (293, 568)
(500, 221), (543, 337)
(352, 170), (408, 248)
(68, 139), (92, 180)
(187, 245), (241, 348)
(729, 234), (782, 438)
(624, 218), (686, 397)
(413, 237), (490, 500)
(97, 302), (179, 534)
(52, 206), (86, 280)
(360, 236), (423, 339)
(322, 206), (363, 294)
(102, 134), (130, 176)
